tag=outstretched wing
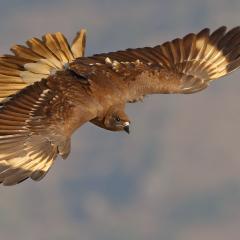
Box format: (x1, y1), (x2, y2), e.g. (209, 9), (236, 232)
(73, 26), (240, 102)
(0, 77), (95, 186)
(0, 29), (86, 102)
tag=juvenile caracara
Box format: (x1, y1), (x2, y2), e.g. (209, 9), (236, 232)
(0, 26), (239, 185)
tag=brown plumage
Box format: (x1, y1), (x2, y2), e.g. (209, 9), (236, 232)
(0, 26), (239, 185)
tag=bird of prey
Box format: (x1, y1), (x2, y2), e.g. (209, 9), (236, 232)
(0, 26), (239, 185)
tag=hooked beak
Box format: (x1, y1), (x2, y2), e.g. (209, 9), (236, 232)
(123, 122), (130, 134)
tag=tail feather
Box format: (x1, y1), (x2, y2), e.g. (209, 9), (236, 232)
(71, 29), (86, 58)
(0, 29), (87, 102)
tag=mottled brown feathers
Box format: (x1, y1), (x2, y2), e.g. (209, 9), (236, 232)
(0, 26), (240, 185)
(76, 26), (240, 95)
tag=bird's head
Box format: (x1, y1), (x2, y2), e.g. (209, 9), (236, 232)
(104, 106), (130, 133)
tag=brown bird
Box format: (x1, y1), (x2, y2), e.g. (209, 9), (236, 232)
(0, 26), (239, 185)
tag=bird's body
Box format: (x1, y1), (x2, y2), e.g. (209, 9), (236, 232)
(0, 26), (240, 185)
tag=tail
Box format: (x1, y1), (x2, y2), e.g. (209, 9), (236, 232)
(0, 29), (86, 102)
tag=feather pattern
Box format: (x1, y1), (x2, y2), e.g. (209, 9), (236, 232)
(0, 80), (57, 185)
(71, 29), (86, 58)
(0, 72), (97, 185)
(81, 26), (240, 96)
(0, 29), (86, 102)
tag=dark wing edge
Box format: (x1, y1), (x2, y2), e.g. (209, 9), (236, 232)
(88, 26), (240, 94)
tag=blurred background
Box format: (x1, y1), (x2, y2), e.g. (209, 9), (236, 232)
(0, 0), (240, 239)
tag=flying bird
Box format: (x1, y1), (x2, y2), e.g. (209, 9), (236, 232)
(0, 26), (239, 185)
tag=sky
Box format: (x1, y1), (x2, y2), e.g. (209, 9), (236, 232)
(1, 0), (240, 239)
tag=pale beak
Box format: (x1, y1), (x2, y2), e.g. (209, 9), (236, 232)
(123, 122), (130, 134)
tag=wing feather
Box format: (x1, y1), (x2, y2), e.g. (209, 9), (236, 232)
(83, 26), (240, 97)
(0, 74), (97, 186)
(0, 79), (63, 185)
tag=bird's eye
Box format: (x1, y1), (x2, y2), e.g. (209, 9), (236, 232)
(115, 116), (121, 122)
